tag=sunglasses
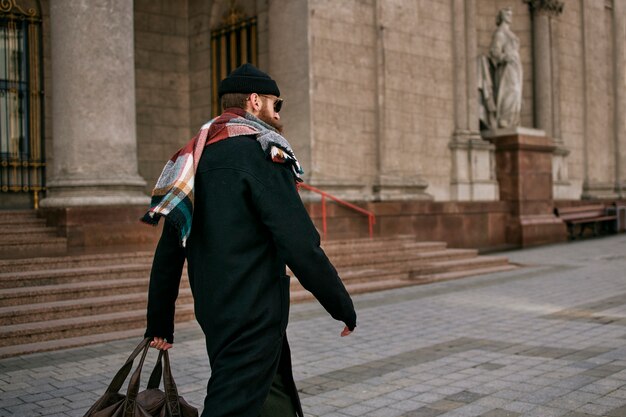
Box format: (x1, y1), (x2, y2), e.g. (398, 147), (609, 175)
(259, 94), (283, 113)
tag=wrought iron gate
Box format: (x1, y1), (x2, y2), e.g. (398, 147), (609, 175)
(0, 1), (44, 208)
(210, 13), (257, 117)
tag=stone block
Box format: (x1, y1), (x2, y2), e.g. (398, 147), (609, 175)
(135, 69), (162, 89)
(162, 35), (188, 54)
(148, 14), (178, 34)
(134, 32), (163, 52)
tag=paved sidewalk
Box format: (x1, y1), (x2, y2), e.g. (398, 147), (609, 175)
(2, 234), (626, 417)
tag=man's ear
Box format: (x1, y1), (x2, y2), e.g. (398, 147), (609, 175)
(247, 93), (261, 113)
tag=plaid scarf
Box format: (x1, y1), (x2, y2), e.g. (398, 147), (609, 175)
(141, 108), (303, 246)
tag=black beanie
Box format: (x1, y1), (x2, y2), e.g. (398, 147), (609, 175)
(218, 63), (280, 98)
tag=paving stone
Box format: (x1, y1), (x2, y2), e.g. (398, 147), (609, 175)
(606, 404), (626, 416)
(576, 402), (616, 416)
(521, 405), (569, 416)
(403, 407), (445, 417)
(480, 409), (521, 416)
(445, 391), (484, 403)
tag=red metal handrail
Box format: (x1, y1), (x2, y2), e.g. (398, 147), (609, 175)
(298, 183), (376, 240)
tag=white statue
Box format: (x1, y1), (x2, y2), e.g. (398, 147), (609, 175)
(478, 7), (523, 130)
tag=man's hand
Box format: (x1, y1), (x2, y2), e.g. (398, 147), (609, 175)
(340, 326), (353, 337)
(150, 337), (173, 351)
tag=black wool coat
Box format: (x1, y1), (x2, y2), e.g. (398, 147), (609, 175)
(145, 135), (357, 417)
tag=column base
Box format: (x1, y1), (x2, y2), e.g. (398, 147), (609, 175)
(449, 132), (499, 201)
(302, 179), (374, 202)
(374, 176), (432, 201)
(582, 182), (619, 200)
(552, 140), (573, 199)
(40, 177), (149, 208)
(41, 205), (160, 249)
(450, 180), (499, 201)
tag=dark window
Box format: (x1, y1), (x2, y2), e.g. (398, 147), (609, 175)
(210, 16), (257, 117)
(0, 1), (44, 207)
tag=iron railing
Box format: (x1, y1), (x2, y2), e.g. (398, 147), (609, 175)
(298, 183), (376, 240)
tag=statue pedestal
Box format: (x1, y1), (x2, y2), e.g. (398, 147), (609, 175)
(483, 128), (566, 247)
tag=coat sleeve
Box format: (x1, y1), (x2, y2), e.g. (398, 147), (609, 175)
(254, 166), (357, 330)
(144, 219), (186, 342)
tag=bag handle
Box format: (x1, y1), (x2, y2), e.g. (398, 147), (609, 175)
(103, 337), (152, 395)
(122, 337), (152, 416)
(146, 350), (164, 390)
(163, 351), (183, 417)
(145, 349), (182, 417)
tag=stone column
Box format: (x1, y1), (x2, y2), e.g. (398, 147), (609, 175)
(41, 0), (148, 207)
(581, 0), (618, 199)
(614, 0), (626, 197)
(449, 0), (498, 201)
(525, 0), (571, 199)
(526, 1), (563, 135)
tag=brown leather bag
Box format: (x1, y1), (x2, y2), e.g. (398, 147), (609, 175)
(83, 338), (198, 417)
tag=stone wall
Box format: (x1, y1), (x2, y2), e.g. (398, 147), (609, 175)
(134, 0), (191, 194)
(188, 0), (212, 130)
(307, 0), (378, 199)
(306, 0), (458, 201)
(378, 0), (455, 201)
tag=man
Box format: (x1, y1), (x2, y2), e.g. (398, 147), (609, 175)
(142, 63), (357, 417)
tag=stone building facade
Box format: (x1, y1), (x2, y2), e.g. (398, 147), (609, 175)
(1, 0), (624, 248)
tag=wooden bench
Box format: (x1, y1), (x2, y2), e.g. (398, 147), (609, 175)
(553, 204), (617, 240)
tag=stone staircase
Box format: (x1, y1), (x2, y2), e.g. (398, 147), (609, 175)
(0, 210), (68, 259)
(0, 233), (516, 358)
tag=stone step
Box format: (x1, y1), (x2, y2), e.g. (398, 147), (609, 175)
(0, 238), (68, 260)
(328, 241), (448, 264)
(0, 217), (46, 227)
(321, 237), (424, 255)
(329, 244), (454, 268)
(290, 268), (407, 292)
(0, 278), (154, 306)
(411, 264), (518, 285)
(1, 226), (58, 239)
(0, 288), (194, 325)
(0, 264), (153, 289)
(0, 251), (154, 273)
(0, 327), (147, 359)
(291, 279), (415, 302)
(321, 235), (416, 249)
(330, 248), (478, 269)
(0, 210), (41, 223)
(0, 305), (196, 347)
(409, 256), (511, 276)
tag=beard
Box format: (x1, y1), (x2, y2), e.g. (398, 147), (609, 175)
(259, 105), (284, 134)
